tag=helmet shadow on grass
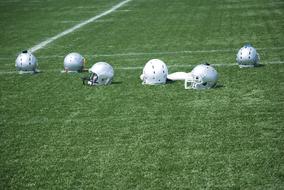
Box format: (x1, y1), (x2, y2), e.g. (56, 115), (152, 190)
(255, 64), (265, 68)
(111, 81), (123, 85)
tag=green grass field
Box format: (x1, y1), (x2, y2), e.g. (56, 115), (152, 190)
(0, 0), (284, 189)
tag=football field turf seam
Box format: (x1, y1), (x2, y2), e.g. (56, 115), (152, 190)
(28, 0), (133, 53)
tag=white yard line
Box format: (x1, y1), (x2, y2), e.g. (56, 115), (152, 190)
(1, 46), (282, 61)
(167, 61), (284, 68)
(96, 46), (284, 57)
(1, 47), (283, 74)
(1, 61), (283, 75)
(28, 0), (133, 53)
(118, 61), (284, 69)
(0, 46), (280, 60)
(27, 46), (284, 59)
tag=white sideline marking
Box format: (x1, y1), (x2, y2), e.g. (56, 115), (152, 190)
(1, 61), (283, 75)
(28, 0), (133, 53)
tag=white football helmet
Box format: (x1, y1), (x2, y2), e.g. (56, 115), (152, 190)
(15, 50), (38, 74)
(236, 44), (260, 68)
(140, 59), (168, 85)
(84, 62), (114, 86)
(63, 52), (85, 72)
(185, 64), (218, 90)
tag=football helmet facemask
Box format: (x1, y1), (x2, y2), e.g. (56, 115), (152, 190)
(185, 63), (218, 90)
(236, 44), (260, 68)
(140, 59), (168, 85)
(15, 50), (38, 74)
(63, 52), (85, 72)
(83, 62), (114, 86)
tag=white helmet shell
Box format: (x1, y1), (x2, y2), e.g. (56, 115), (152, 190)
(141, 59), (168, 85)
(185, 64), (218, 90)
(15, 50), (37, 73)
(64, 52), (85, 72)
(236, 44), (259, 68)
(88, 62), (114, 85)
